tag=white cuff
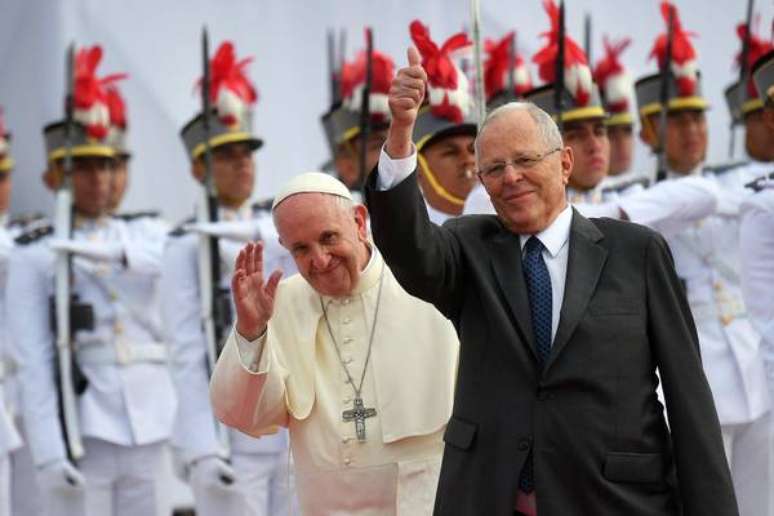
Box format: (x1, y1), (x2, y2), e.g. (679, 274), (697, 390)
(377, 145), (418, 190)
(234, 329), (268, 373)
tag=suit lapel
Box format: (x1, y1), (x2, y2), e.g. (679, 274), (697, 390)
(545, 210), (607, 372)
(488, 228), (536, 361)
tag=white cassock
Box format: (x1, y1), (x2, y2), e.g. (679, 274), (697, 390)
(210, 248), (459, 516)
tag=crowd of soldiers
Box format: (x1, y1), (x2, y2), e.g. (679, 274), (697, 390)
(0, 0), (773, 515)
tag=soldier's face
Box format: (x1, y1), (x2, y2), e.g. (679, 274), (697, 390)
(70, 157), (114, 217)
(334, 129), (388, 190)
(109, 157), (129, 212)
(275, 193), (370, 297)
(193, 142), (255, 209)
(642, 110), (707, 174)
(606, 124), (634, 176)
(0, 174), (11, 214)
(420, 134), (477, 203)
(562, 119), (610, 190)
(744, 109), (774, 161)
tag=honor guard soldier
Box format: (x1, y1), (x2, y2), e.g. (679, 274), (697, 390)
(5, 45), (177, 516)
(635, 4), (771, 514)
(320, 30), (394, 199)
(741, 49), (774, 428)
(402, 20), (478, 225)
(0, 109), (23, 516)
(724, 22), (774, 175)
(161, 39), (296, 516)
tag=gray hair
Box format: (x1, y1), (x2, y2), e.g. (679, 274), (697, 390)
(272, 192), (354, 227)
(474, 101), (563, 167)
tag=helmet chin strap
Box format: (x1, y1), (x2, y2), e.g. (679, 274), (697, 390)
(417, 152), (467, 206)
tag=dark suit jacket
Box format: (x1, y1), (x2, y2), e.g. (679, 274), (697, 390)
(365, 172), (737, 516)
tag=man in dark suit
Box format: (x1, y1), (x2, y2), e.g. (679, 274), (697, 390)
(364, 46), (738, 516)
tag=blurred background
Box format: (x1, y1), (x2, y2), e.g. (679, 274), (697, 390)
(1, 0), (770, 222)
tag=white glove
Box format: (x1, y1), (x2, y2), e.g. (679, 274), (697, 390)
(49, 238), (125, 263)
(184, 220), (261, 242)
(37, 459), (86, 491)
(189, 455), (236, 490)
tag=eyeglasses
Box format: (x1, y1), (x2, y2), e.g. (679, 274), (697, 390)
(477, 147), (561, 182)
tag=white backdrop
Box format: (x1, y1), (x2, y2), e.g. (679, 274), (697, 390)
(1, 0), (770, 222)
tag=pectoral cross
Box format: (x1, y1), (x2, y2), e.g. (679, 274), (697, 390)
(342, 397), (377, 442)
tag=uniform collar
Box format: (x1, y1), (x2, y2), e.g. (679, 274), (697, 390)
(566, 184), (604, 204)
(219, 203), (252, 221)
(519, 203), (572, 259)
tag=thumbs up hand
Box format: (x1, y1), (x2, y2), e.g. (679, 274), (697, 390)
(385, 46), (427, 159)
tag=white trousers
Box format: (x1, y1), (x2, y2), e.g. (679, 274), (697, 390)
(0, 453), (10, 516)
(190, 451), (299, 516)
(42, 438), (164, 516)
(10, 426), (43, 516)
(722, 412), (772, 516)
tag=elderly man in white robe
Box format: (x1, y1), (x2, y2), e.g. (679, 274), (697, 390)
(209, 172), (459, 515)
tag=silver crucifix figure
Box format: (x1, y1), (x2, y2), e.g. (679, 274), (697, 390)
(342, 397), (377, 442)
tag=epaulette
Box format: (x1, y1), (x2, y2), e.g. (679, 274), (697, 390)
(602, 176), (651, 195)
(14, 224), (53, 245)
(745, 172), (774, 192)
(168, 216), (196, 237)
(252, 198), (274, 214)
(112, 210), (160, 222)
(703, 160), (748, 176)
(8, 212), (47, 229)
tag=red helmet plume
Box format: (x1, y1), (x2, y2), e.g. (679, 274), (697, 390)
(735, 21), (774, 97)
(594, 36), (633, 113)
(648, 2), (699, 97)
(410, 20), (473, 123)
(201, 41), (258, 128)
(532, 0), (593, 106)
(340, 34), (395, 121)
(484, 32), (532, 101)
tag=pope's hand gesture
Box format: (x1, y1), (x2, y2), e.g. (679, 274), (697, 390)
(231, 242), (283, 341)
(385, 46), (427, 159)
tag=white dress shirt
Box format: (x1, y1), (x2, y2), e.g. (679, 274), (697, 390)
(377, 146), (570, 345)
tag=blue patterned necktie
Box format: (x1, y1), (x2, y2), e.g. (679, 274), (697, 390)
(518, 235), (553, 493)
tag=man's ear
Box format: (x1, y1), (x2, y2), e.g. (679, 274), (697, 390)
(639, 116), (658, 148)
(560, 146), (574, 185)
(42, 165), (62, 191)
(191, 159), (205, 182)
(762, 107), (774, 133)
(353, 203), (370, 238)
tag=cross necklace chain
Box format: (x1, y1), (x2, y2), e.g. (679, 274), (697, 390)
(320, 262), (385, 442)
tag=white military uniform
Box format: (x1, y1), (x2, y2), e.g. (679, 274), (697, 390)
(740, 180), (774, 399)
(2, 216), (47, 516)
(161, 204), (297, 516)
(665, 162), (771, 516)
(210, 247), (459, 516)
(5, 214), (177, 516)
(0, 224), (23, 516)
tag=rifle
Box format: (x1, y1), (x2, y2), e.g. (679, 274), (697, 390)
(471, 0), (486, 128)
(583, 13), (592, 65)
(555, 0), (566, 134)
(507, 32), (516, 94)
(53, 43), (86, 463)
(655, 5), (675, 182)
(357, 28), (373, 194)
(196, 27), (232, 461)
(729, 0), (755, 158)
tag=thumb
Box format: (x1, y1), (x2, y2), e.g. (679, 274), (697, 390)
(407, 45), (421, 67)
